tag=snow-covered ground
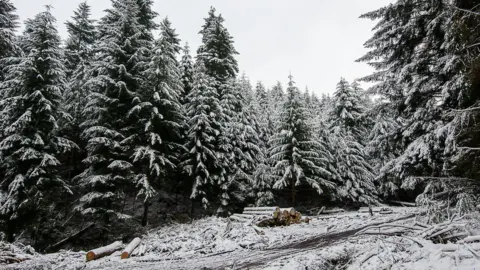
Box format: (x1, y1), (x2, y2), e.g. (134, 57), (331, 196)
(3, 207), (480, 269)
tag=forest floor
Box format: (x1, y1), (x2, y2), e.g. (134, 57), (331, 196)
(3, 206), (480, 269)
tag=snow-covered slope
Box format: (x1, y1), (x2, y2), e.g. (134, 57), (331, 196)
(3, 207), (480, 270)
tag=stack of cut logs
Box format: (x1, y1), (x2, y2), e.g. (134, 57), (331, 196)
(230, 206), (309, 227)
(86, 237), (145, 262)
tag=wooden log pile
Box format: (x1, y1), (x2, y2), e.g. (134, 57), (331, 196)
(229, 206), (309, 227)
(0, 251), (31, 265)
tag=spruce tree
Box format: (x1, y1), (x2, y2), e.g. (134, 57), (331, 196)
(62, 1), (96, 180)
(182, 63), (222, 210)
(330, 78), (376, 204)
(358, 0), (449, 190)
(197, 7), (239, 87)
(180, 42), (194, 104)
(76, 0), (151, 222)
(128, 18), (185, 225)
(0, 0), (19, 82)
(0, 7), (75, 243)
(269, 75), (336, 206)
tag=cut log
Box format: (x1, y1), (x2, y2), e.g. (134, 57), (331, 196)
(316, 206), (326, 215)
(243, 206), (279, 212)
(121, 237), (141, 259)
(459, 235), (480, 244)
(131, 244), (146, 257)
(241, 211), (277, 216)
(45, 223), (95, 253)
(390, 200), (416, 207)
(233, 214), (258, 219)
(230, 215), (252, 223)
(86, 241), (123, 262)
(321, 209), (345, 214)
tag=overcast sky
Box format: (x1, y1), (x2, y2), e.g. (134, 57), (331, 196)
(13, 0), (391, 95)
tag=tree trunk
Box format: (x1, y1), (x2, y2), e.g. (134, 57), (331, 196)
(6, 220), (15, 243)
(141, 201), (149, 227)
(291, 178), (296, 207)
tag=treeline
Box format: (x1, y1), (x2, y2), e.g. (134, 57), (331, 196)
(0, 0), (479, 250)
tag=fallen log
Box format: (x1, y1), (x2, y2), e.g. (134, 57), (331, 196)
(131, 244), (146, 257)
(390, 200), (416, 207)
(243, 206), (279, 212)
(86, 241), (123, 262)
(121, 237), (141, 259)
(316, 206), (326, 215)
(459, 235), (480, 244)
(230, 215), (253, 223)
(45, 223), (95, 253)
(241, 211), (277, 216)
(321, 209), (345, 214)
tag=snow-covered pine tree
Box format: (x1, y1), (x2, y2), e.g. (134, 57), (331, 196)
(254, 82), (272, 150)
(268, 81), (285, 132)
(76, 0), (151, 223)
(197, 7), (239, 87)
(64, 1), (96, 79)
(358, 0), (449, 193)
(128, 17), (185, 226)
(62, 1), (96, 180)
(331, 78), (367, 143)
(180, 43), (194, 104)
(0, 6), (75, 243)
(269, 75), (336, 206)
(0, 0), (19, 82)
(251, 81), (274, 206)
(218, 78), (263, 213)
(366, 100), (401, 198)
(329, 78), (376, 204)
(182, 63), (222, 210)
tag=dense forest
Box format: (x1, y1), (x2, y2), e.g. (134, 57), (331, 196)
(0, 0), (480, 251)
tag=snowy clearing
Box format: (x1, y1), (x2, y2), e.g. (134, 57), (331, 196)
(3, 207), (480, 269)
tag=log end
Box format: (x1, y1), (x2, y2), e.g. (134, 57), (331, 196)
(121, 252), (129, 259)
(86, 251), (95, 262)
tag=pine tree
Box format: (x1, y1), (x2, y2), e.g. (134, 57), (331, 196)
(269, 75), (336, 206)
(182, 63), (222, 210)
(180, 42), (194, 104)
(0, 0), (19, 82)
(76, 0), (151, 222)
(0, 7), (75, 243)
(331, 78), (367, 142)
(329, 78), (376, 204)
(62, 1), (96, 180)
(358, 0), (449, 190)
(128, 18), (185, 226)
(197, 7), (239, 87)
(64, 2), (96, 78)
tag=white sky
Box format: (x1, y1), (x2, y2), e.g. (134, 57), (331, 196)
(12, 0), (392, 95)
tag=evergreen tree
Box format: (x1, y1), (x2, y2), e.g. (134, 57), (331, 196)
(269, 75), (336, 206)
(128, 18), (185, 226)
(64, 2), (96, 78)
(197, 7), (239, 87)
(330, 78), (376, 204)
(182, 63), (222, 210)
(0, 7), (75, 243)
(180, 42), (194, 104)
(76, 0), (151, 222)
(331, 78), (367, 142)
(358, 0), (449, 190)
(0, 0), (19, 82)
(62, 1), (96, 179)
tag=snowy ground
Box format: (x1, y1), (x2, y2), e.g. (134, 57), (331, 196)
(3, 207), (480, 269)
